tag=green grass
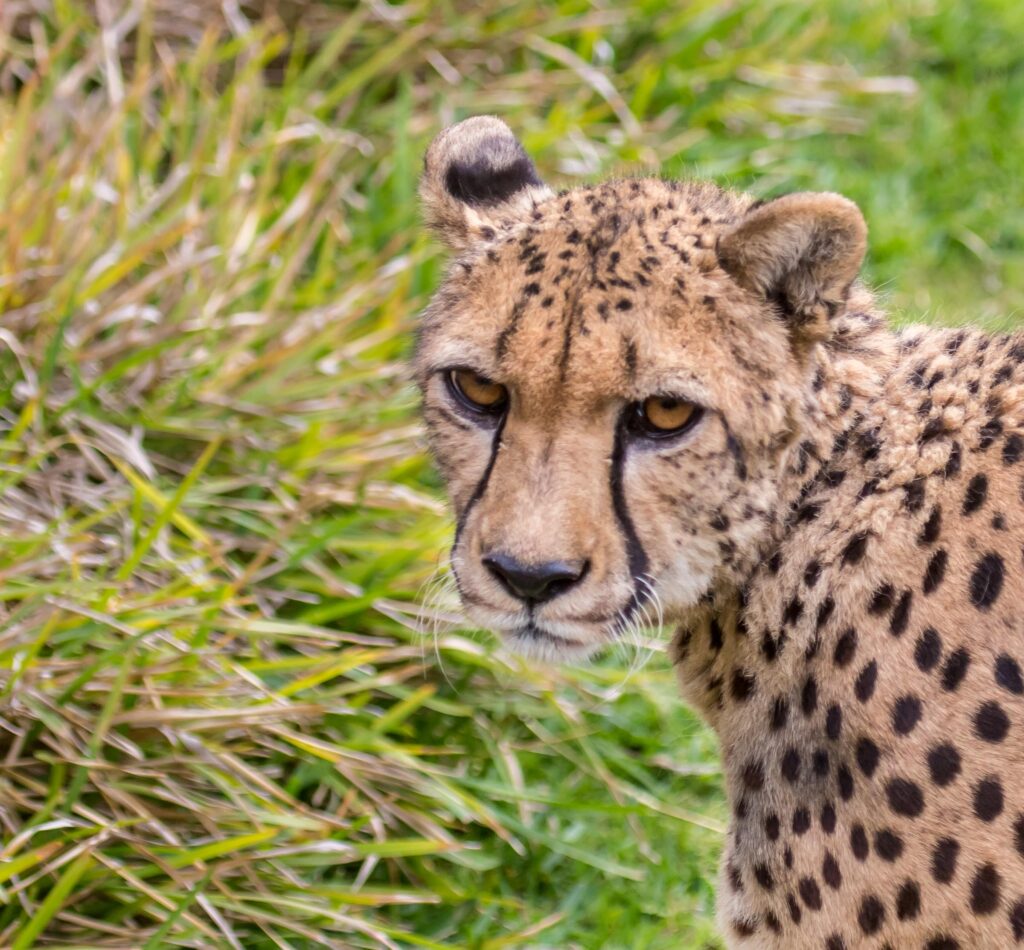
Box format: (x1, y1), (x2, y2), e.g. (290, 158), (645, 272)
(1, 1), (1023, 946)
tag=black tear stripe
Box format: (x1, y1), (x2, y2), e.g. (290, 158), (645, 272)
(453, 413), (507, 551)
(610, 421), (651, 633)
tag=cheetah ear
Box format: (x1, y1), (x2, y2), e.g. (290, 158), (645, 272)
(420, 116), (554, 251)
(717, 192), (867, 345)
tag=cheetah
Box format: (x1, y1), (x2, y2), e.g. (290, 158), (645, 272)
(414, 115), (1024, 948)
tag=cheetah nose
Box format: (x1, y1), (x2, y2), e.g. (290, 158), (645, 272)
(482, 552), (589, 605)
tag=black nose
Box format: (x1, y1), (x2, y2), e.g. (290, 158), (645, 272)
(482, 552), (588, 604)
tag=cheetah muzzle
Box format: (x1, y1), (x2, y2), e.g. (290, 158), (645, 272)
(415, 116), (1024, 949)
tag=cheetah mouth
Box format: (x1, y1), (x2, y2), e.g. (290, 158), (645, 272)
(516, 622), (584, 647)
(498, 619), (610, 661)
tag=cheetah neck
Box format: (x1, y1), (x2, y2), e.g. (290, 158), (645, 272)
(671, 289), (900, 723)
(771, 290), (900, 540)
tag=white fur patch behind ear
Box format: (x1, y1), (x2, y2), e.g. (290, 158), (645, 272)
(717, 192), (867, 344)
(420, 116), (554, 251)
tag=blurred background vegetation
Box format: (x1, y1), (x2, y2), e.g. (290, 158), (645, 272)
(1, 1), (1022, 947)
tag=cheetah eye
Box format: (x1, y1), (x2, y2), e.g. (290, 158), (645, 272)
(628, 395), (704, 440)
(446, 368), (509, 415)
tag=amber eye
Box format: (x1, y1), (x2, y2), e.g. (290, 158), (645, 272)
(628, 395), (703, 439)
(446, 368), (508, 414)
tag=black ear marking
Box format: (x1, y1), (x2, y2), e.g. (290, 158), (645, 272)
(421, 116), (552, 250)
(444, 135), (543, 207)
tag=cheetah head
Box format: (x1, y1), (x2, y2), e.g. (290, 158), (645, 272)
(415, 116), (868, 661)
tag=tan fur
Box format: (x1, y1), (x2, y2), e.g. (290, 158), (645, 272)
(416, 117), (1024, 948)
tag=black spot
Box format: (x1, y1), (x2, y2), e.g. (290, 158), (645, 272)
(904, 476), (927, 512)
(945, 442), (963, 477)
(768, 552), (782, 575)
(963, 473), (989, 514)
(974, 776), (1004, 822)
(858, 894), (885, 935)
(927, 743), (961, 787)
(974, 700), (1010, 742)
(996, 654), (1024, 694)
(833, 629), (857, 667)
(932, 838), (960, 883)
(925, 939), (960, 950)
(969, 553), (1005, 609)
(727, 860), (743, 892)
(1004, 433), (1024, 465)
(915, 628), (942, 672)
(841, 532), (869, 565)
(826, 704), (842, 740)
(921, 416), (946, 443)
(816, 596), (835, 630)
(896, 880), (921, 920)
(781, 748), (801, 784)
(731, 668), (756, 702)
(523, 281), (541, 297)
(875, 829), (904, 861)
(709, 618), (724, 652)
(792, 807), (811, 835)
(1016, 815), (1024, 858)
(919, 506), (942, 545)
(615, 298), (632, 312)
(764, 813), (780, 840)
(770, 696), (789, 731)
(923, 550), (948, 594)
(783, 597), (804, 626)
(893, 694), (922, 735)
(801, 676), (818, 716)
(859, 427), (882, 461)
(837, 764), (855, 801)
(798, 876), (822, 910)
(868, 584), (895, 614)
(886, 777), (924, 817)
(804, 560), (822, 587)
(824, 468), (847, 488)
(941, 648), (971, 691)
(855, 737), (879, 777)
(854, 660), (878, 702)
(444, 139), (543, 206)
(970, 863), (1001, 915)
(890, 590), (913, 636)
(765, 911), (782, 935)
(742, 760), (765, 790)
(850, 823), (869, 861)
(980, 418), (1004, 449)
(821, 802), (837, 834)
(822, 851), (842, 889)
(754, 861), (774, 891)
(1011, 900), (1024, 942)
(731, 918), (757, 938)
(812, 748), (829, 777)
(788, 893), (802, 924)
(825, 936), (846, 950)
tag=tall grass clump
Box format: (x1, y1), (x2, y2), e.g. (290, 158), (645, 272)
(2, 1), (1023, 946)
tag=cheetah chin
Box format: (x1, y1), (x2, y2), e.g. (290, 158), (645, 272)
(415, 115), (1024, 949)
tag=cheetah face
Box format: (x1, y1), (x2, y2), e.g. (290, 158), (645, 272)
(415, 117), (867, 660)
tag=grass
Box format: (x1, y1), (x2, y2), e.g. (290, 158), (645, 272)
(1, 1), (1023, 946)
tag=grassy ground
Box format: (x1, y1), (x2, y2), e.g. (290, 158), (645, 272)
(1, 1), (1023, 947)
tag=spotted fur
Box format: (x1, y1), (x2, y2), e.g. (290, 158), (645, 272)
(415, 116), (1024, 948)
